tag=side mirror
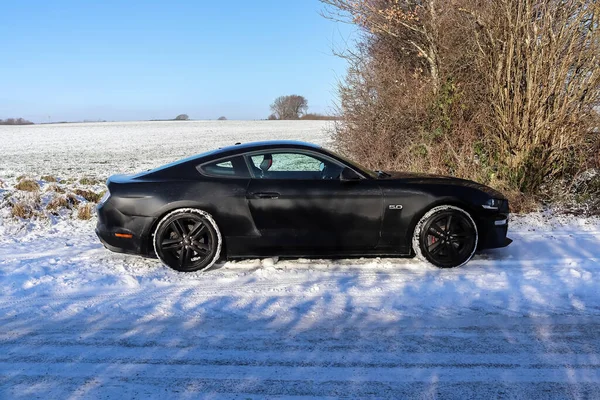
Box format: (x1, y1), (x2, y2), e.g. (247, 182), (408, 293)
(340, 167), (361, 182)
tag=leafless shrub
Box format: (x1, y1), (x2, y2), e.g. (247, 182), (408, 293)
(460, 0), (600, 194)
(321, 0), (600, 211)
(300, 113), (340, 121)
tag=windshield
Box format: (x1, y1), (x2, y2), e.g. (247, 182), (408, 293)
(323, 147), (379, 179)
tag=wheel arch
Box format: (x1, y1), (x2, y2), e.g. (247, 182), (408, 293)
(144, 203), (225, 257)
(404, 197), (480, 253)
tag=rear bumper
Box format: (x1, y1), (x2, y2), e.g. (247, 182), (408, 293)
(96, 201), (156, 257)
(95, 226), (145, 256)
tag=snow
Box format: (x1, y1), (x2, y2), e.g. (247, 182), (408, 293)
(1, 121), (600, 398)
(0, 120), (332, 178)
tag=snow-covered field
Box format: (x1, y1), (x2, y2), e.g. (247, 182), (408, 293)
(0, 120), (332, 178)
(1, 121), (600, 398)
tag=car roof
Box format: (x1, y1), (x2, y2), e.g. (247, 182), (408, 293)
(213, 140), (322, 155)
(142, 141), (325, 176)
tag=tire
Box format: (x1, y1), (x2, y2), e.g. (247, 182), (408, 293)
(412, 205), (478, 268)
(153, 208), (222, 272)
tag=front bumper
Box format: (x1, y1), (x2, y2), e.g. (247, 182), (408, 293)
(477, 214), (512, 249)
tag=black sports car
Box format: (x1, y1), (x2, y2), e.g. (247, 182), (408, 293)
(96, 140), (511, 271)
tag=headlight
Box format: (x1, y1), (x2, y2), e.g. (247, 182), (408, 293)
(482, 198), (503, 210)
(98, 189), (110, 205)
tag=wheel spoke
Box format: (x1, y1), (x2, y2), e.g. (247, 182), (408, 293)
(429, 241), (443, 255)
(447, 242), (459, 259)
(191, 243), (208, 255)
(189, 223), (207, 239)
(451, 232), (472, 239)
(171, 219), (187, 237)
(427, 227), (444, 239)
(161, 238), (182, 251)
(445, 215), (453, 231)
(179, 247), (189, 268)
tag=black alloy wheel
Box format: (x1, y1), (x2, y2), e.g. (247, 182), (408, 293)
(154, 211), (220, 272)
(418, 208), (477, 268)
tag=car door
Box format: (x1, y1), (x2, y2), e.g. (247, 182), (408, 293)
(244, 149), (383, 252)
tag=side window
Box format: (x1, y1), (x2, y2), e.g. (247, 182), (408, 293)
(198, 156), (249, 178)
(248, 151), (342, 180)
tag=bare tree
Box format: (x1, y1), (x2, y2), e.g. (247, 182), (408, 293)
(322, 0), (443, 94)
(217, 116), (227, 121)
(174, 114), (189, 121)
(269, 95), (308, 120)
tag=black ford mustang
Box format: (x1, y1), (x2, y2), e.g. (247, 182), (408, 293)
(96, 140), (511, 272)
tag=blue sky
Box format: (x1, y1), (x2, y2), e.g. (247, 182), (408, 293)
(0, 1), (355, 122)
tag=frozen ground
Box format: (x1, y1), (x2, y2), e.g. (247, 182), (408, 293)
(0, 120), (332, 178)
(1, 121), (600, 398)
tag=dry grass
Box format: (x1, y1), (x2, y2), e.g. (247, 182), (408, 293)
(46, 196), (70, 212)
(15, 179), (40, 192)
(41, 175), (58, 182)
(79, 177), (100, 185)
(74, 189), (101, 203)
(45, 183), (65, 193)
(11, 194), (41, 219)
(77, 203), (94, 220)
(11, 202), (33, 219)
(66, 193), (80, 206)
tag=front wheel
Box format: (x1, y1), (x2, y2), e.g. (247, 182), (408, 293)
(412, 205), (478, 268)
(153, 208), (222, 272)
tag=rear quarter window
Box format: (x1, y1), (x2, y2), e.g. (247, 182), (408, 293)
(197, 156), (249, 178)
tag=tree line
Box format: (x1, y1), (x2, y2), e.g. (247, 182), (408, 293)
(0, 118), (33, 125)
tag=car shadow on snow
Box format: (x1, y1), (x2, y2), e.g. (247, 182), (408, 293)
(1, 228), (600, 398)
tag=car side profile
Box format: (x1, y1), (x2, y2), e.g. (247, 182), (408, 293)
(96, 140), (511, 271)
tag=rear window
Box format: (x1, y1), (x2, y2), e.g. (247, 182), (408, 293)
(198, 156), (249, 178)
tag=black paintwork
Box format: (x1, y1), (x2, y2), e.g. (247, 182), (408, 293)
(96, 140), (510, 259)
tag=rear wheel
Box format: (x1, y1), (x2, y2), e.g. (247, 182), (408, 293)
(412, 205), (478, 268)
(153, 208), (222, 272)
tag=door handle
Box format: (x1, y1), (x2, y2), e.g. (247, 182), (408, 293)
(250, 192), (280, 199)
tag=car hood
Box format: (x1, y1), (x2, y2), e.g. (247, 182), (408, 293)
(382, 171), (506, 199)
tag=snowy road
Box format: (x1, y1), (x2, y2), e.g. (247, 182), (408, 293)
(1, 214), (600, 398)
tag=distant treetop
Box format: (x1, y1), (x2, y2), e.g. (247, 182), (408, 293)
(269, 95), (308, 120)
(0, 118), (34, 125)
(174, 114), (189, 121)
